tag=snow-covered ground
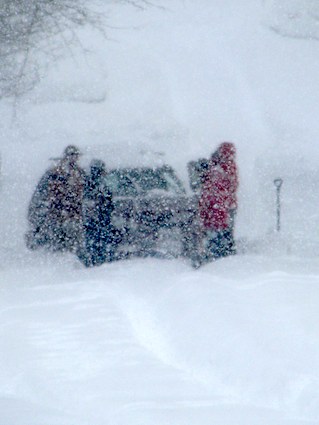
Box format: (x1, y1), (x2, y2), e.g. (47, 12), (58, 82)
(1, 0), (319, 423)
(1, 252), (319, 424)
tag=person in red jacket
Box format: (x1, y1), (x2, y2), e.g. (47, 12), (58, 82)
(198, 142), (239, 263)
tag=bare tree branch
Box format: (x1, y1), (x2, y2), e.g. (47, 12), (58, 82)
(0, 0), (159, 102)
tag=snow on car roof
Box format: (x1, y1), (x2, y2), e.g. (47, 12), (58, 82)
(82, 143), (169, 170)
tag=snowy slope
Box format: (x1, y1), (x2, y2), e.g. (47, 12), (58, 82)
(1, 0), (319, 424)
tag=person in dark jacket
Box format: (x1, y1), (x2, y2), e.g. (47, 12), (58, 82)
(81, 159), (115, 267)
(26, 145), (86, 253)
(197, 142), (239, 264)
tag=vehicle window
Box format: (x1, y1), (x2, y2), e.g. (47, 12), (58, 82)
(130, 169), (168, 192)
(162, 171), (185, 195)
(103, 171), (138, 197)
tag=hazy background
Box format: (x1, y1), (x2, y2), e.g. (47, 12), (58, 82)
(1, 0), (319, 253)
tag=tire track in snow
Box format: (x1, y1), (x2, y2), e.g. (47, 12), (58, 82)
(115, 289), (238, 402)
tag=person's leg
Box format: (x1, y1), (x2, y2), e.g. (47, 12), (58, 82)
(94, 229), (108, 265)
(218, 230), (230, 257)
(74, 219), (95, 267)
(206, 230), (221, 259)
(104, 225), (118, 262)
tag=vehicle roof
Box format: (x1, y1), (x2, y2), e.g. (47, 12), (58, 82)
(108, 165), (175, 173)
(82, 144), (170, 170)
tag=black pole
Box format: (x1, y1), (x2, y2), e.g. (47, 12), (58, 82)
(274, 178), (283, 232)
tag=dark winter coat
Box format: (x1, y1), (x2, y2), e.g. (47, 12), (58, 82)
(84, 165), (114, 228)
(82, 163), (115, 266)
(27, 158), (86, 250)
(47, 160), (86, 224)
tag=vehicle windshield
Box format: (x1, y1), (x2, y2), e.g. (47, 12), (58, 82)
(129, 169), (167, 191)
(103, 171), (138, 197)
(129, 168), (185, 195)
(162, 170), (185, 195)
(103, 167), (185, 197)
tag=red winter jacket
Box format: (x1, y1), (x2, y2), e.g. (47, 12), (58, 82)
(199, 143), (239, 231)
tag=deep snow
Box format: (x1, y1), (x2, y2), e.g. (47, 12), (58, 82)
(1, 0), (319, 424)
(1, 254), (319, 424)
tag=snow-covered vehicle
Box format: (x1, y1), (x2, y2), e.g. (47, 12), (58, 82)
(102, 164), (197, 258)
(77, 144), (199, 259)
(25, 145), (198, 259)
